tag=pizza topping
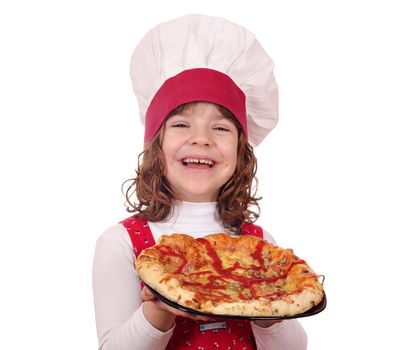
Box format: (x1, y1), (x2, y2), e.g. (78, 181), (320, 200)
(136, 233), (324, 316)
(153, 236), (309, 304)
(197, 238), (225, 273)
(251, 240), (268, 271)
(156, 245), (188, 274)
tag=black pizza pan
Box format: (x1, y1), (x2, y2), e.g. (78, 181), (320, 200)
(145, 284), (326, 320)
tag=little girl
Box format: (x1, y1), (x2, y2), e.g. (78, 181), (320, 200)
(93, 15), (308, 350)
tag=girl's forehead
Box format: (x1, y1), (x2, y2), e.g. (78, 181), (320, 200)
(174, 102), (234, 120)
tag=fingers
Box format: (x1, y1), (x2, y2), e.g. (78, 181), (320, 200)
(192, 315), (211, 322)
(141, 287), (211, 322)
(141, 286), (156, 301)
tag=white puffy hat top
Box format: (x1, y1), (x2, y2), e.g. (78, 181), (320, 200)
(130, 14), (278, 147)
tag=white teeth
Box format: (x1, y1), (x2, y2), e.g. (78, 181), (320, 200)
(182, 158), (215, 166)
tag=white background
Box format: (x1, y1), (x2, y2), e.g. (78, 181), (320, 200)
(1, 1), (409, 349)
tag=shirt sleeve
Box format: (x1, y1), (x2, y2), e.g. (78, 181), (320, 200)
(252, 320), (308, 350)
(262, 228), (277, 245)
(92, 224), (174, 350)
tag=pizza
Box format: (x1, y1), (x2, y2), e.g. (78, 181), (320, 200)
(135, 233), (324, 317)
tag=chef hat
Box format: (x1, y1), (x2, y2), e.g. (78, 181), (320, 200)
(130, 14), (278, 147)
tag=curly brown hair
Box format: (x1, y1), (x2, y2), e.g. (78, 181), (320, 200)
(122, 102), (261, 234)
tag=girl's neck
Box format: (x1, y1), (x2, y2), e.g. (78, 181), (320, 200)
(170, 200), (218, 221)
(148, 201), (227, 239)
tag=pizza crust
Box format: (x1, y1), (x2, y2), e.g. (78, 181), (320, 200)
(208, 287), (323, 316)
(136, 233), (324, 317)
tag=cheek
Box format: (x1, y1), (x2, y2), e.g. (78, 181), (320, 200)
(225, 140), (238, 165)
(160, 147), (172, 177)
(223, 147), (238, 174)
(229, 156), (238, 176)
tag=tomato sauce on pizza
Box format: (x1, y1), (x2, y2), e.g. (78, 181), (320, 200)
(136, 233), (324, 317)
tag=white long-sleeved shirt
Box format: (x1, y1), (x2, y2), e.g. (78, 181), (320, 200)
(92, 201), (307, 350)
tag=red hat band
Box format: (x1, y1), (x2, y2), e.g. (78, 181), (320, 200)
(144, 68), (247, 145)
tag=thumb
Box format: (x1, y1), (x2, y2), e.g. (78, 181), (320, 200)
(141, 286), (156, 301)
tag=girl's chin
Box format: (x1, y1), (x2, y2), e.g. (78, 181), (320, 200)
(179, 163), (216, 174)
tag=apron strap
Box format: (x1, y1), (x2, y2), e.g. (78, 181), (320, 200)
(120, 215), (156, 258)
(240, 222), (264, 238)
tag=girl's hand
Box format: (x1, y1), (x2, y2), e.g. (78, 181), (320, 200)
(141, 286), (210, 331)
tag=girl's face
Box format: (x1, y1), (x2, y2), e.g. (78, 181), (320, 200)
(162, 102), (239, 202)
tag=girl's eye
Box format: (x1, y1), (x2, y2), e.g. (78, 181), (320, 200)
(171, 123), (188, 128)
(213, 126), (230, 132)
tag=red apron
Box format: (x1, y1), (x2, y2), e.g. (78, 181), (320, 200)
(121, 215), (263, 350)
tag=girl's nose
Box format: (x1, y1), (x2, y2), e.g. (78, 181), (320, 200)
(188, 127), (213, 146)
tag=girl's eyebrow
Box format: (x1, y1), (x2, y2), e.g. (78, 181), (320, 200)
(170, 112), (228, 120)
(213, 113), (230, 120)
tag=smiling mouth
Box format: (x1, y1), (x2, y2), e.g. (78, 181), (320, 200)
(182, 158), (215, 168)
